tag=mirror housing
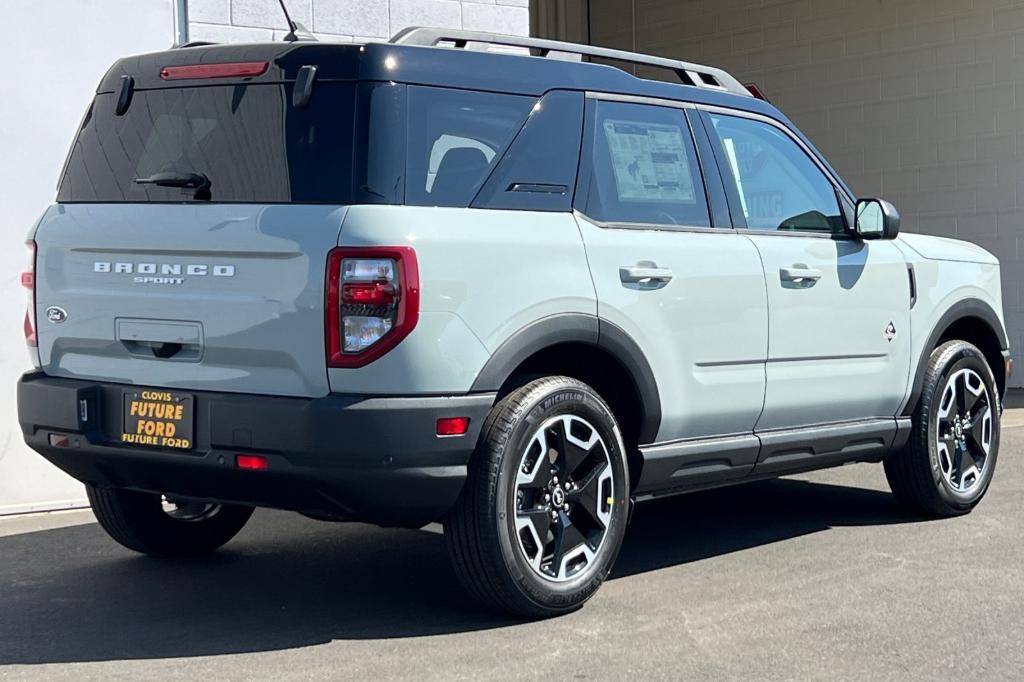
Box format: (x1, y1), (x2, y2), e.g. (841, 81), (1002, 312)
(854, 198), (900, 240)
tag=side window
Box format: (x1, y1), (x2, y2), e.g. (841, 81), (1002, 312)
(580, 99), (710, 228)
(708, 113), (842, 233)
(405, 86), (534, 208)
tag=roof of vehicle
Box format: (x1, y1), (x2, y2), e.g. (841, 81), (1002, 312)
(99, 28), (772, 115)
(93, 27), (852, 198)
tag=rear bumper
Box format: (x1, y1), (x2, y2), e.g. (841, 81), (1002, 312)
(17, 372), (494, 527)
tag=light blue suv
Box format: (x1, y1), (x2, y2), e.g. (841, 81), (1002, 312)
(17, 28), (1010, 617)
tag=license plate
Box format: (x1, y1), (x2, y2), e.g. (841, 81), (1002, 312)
(121, 390), (194, 450)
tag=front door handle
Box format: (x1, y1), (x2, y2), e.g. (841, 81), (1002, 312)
(779, 265), (822, 283)
(620, 263), (674, 285)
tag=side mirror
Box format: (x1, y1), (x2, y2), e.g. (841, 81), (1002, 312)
(854, 198), (900, 240)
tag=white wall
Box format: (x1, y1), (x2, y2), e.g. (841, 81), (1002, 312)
(0, 0), (176, 514)
(187, 0), (529, 43)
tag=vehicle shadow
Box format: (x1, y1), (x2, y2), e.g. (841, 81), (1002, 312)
(0, 477), (921, 664)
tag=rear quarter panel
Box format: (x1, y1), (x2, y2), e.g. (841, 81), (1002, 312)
(328, 205), (596, 394)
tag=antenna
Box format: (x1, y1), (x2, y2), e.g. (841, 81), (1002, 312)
(276, 0), (300, 42)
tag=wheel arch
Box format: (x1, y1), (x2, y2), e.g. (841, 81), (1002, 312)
(470, 314), (662, 450)
(903, 298), (1008, 416)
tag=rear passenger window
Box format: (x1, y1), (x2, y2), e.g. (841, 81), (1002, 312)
(579, 100), (710, 227)
(405, 86), (534, 208)
(708, 114), (842, 233)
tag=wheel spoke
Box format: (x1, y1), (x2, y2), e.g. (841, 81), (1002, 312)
(517, 433), (552, 490)
(551, 514), (588, 577)
(567, 461), (608, 529)
(956, 446), (978, 488)
(955, 373), (968, 415)
(950, 441), (965, 484)
(962, 380), (982, 415)
(553, 418), (593, 479)
(517, 507), (553, 550)
(967, 409), (989, 452)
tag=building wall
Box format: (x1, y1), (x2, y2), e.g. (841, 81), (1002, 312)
(536, 0), (1024, 384)
(188, 0), (529, 43)
(1, 0), (177, 515)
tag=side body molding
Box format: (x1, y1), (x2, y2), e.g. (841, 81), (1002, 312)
(470, 314), (662, 444)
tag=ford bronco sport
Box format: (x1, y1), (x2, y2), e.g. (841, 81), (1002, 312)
(18, 28), (1010, 617)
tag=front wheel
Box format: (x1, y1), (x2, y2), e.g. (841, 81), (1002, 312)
(446, 376), (630, 617)
(87, 485), (254, 557)
(885, 340), (1001, 517)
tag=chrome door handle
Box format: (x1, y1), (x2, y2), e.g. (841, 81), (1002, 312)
(779, 266), (822, 283)
(620, 264), (674, 284)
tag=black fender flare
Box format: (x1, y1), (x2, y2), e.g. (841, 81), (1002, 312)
(470, 314), (662, 443)
(902, 298), (1008, 416)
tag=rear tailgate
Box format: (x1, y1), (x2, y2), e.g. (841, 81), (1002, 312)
(37, 46), (362, 398)
(34, 203), (345, 397)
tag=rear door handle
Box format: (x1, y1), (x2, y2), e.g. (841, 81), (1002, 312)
(620, 264), (674, 284)
(779, 266), (822, 283)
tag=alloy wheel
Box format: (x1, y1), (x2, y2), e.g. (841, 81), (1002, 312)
(935, 367), (993, 494)
(513, 414), (614, 582)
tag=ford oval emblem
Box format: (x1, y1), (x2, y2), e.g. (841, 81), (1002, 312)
(45, 306), (68, 324)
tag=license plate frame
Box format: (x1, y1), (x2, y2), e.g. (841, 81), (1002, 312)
(121, 390), (195, 450)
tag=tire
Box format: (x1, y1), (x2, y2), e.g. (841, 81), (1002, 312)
(446, 376), (630, 618)
(86, 484), (254, 557)
(885, 340), (1001, 517)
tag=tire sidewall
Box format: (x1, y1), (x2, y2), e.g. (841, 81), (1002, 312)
(923, 344), (1001, 509)
(493, 381), (630, 612)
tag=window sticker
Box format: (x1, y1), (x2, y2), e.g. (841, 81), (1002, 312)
(602, 119), (695, 203)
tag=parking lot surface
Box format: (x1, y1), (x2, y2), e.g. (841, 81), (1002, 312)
(3, 412), (1023, 680)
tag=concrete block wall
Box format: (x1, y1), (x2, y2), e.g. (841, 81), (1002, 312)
(188, 0), (528, 43)
(581, 0), (1024, 383)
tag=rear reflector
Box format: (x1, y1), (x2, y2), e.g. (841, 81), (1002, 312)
(436, 417), (470, 436)
(160, 61), (269, 81)
(49, 434), (71, 448)
(236, 454), (268, 471)
(341, 281), (396, 306)
(22, 240), (36, 348)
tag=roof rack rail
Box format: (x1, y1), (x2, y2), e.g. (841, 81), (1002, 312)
(390, 26), (750, 98)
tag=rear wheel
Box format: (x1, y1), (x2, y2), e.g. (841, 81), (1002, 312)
(446, 376), (630, 618)
(86, 484), (254, 557)
(885, 340), (1000, 517)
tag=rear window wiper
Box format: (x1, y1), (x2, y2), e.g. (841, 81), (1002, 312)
(133, 171), (210, 189)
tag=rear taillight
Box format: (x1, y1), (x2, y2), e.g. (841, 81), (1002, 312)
(22, 240), (36, 348)
(326, 247), (419, 368)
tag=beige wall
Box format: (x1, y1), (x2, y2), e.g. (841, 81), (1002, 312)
(535, 0), (1024, 384)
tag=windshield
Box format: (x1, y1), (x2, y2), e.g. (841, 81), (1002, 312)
(58, 83), (355, 203)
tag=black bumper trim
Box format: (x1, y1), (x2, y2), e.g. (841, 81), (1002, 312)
(17, 372), (495, 527)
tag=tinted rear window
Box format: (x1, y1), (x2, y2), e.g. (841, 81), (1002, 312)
(58, 83), (354, 203)
(405, 86), (535, 208)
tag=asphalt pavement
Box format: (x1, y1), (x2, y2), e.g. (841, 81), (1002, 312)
(2, 411), (1023, 680)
